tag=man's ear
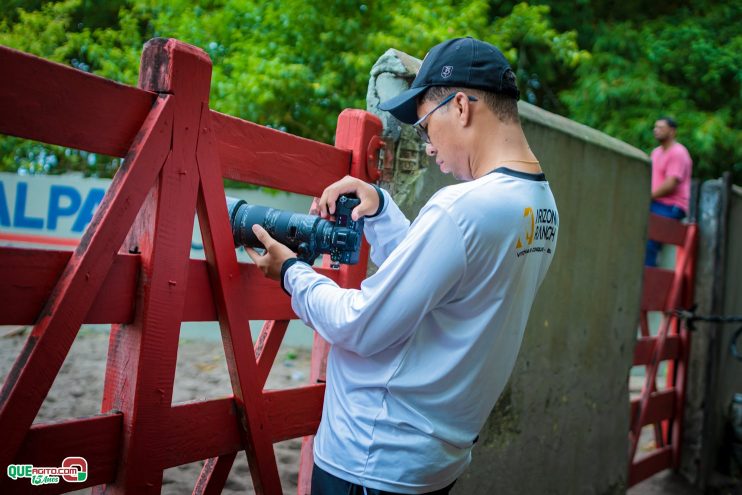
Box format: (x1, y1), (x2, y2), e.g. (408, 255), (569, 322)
(456, 92), (473, 127)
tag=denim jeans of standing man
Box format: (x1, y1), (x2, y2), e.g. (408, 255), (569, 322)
(644, 200), (686, 267)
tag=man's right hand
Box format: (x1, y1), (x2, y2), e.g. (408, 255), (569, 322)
(310, 175), (380, 221)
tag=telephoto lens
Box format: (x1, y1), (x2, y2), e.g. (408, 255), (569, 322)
(226, 195), (364, 267)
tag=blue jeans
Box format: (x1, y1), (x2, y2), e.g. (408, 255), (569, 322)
(644, 201), (686, 267)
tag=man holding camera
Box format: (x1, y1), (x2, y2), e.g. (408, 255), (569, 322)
(247, 37), (558, 495)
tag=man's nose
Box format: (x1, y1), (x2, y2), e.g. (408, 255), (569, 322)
(425, 143), (437, 156)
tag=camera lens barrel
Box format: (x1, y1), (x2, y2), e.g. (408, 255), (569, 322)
(226, 196), (363, 265)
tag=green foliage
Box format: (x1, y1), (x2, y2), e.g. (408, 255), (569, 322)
(560, 3), (742, 180)
(0, 0), (141, 176)
(5, 1), (735, 182)
(0, 0), (585, 178)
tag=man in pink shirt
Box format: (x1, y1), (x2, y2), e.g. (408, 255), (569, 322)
(645, 117), (693, 266)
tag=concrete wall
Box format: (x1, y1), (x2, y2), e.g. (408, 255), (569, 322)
(368, 49), (651, 494)
(717, 185), (742, 476)
(682, 180), (742, 486)
(719, 186), (742, 475)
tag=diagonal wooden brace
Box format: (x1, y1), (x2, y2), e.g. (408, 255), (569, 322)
(0, 93), (173, 469)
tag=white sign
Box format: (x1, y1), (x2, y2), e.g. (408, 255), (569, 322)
(0, 172), (313, 257)
(0, 172), (317, 347)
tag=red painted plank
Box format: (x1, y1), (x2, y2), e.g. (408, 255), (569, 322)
(298, 109), (381, 495)
(160, 388), (324, 468)
(629, 446), (673, 487)
(183, 261), (295, 322)
(0, 247), (341, 325)
(0, 94), (173, 470)
(630, 226), (695, 460)
(631, 390), (676, 427)
(334, 109), (385, 184)
(0, 414), (121, 494)
(0, 247), (138, 325)
(255, 320), (290, 388)
(99, 38), (210, 495)
(647, 213), (687, 246)
(633, 335), (681, 365)
(0, 388), (322, 493)
(641, 267), (674, 311)
(196, 103), (282, 493)
(639, 311), (650, 337)
(193, 453), (237, 495)
(212, 110), (351, 196)
(0, 45), (155, 157)
(263, 385), (324, 443)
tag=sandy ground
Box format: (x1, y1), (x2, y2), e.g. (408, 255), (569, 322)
(3, 326), (739, 494)
(0, 326), (312, 494)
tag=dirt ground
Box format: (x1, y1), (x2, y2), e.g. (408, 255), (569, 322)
(2, 327), (739, 494)
(0, 326), (312, 494)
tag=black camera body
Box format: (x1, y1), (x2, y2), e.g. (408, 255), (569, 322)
(226, 194), (364, 267)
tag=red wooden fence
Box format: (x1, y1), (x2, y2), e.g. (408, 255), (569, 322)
(0, 37), (382, 494)
(629, 213), (698, 486)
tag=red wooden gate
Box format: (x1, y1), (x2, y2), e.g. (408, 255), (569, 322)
(629, 213), (698, 486)
(0, 38), (382, 494)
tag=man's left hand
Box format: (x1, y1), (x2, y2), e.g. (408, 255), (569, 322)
(245, 225), (296, 281)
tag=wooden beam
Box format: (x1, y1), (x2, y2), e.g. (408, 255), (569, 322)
(631, 390), (676, 427)
(98, 37), (212, 494)
(641, 267), (675, 311)
(157, 389), (323, 468)
(255, 320), (290, 388)
(0, 385), (323, 494)
(212, 110), (351, 196)
(647, 213), (687, 246)
(629, 446), (673, 487)
(633, 335), (681, 365)
(0, 414), (121, 495)
(0, 45), (155, 157)
(196, 101), (282, 493)
(192, 453), (237, 495)
(0, 94), (173, 470)
(0, 247), (340, 325)
(297, 108), (382, 494)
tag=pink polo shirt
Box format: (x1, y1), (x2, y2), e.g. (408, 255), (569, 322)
(651, 142), (692, 212)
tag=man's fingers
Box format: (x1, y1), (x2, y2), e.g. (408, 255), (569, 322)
(252, 224), (274, 248)
(319, 189), (338, 217)
(318, 176), (372, 218)
(351, 205), (367, 221)
(327, 190), (338, 215)
(245, 247), (261, 263)
(309, 197), (321, 216)
(323, 187), (347, 216)
(317, 191), (328, 217)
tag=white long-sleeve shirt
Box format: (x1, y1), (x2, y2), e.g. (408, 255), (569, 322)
(284, 168), (559, 493)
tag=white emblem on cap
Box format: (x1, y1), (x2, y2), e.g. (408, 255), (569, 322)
(441, 66), (453, 78)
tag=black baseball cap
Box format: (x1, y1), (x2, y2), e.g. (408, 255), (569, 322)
(378, 37), (519, 124)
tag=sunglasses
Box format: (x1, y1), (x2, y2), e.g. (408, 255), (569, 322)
(412, 92), (478, 144)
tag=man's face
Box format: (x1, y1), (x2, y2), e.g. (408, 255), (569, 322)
(416, 96), (470, 181)
(653, 120), (675, 143)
